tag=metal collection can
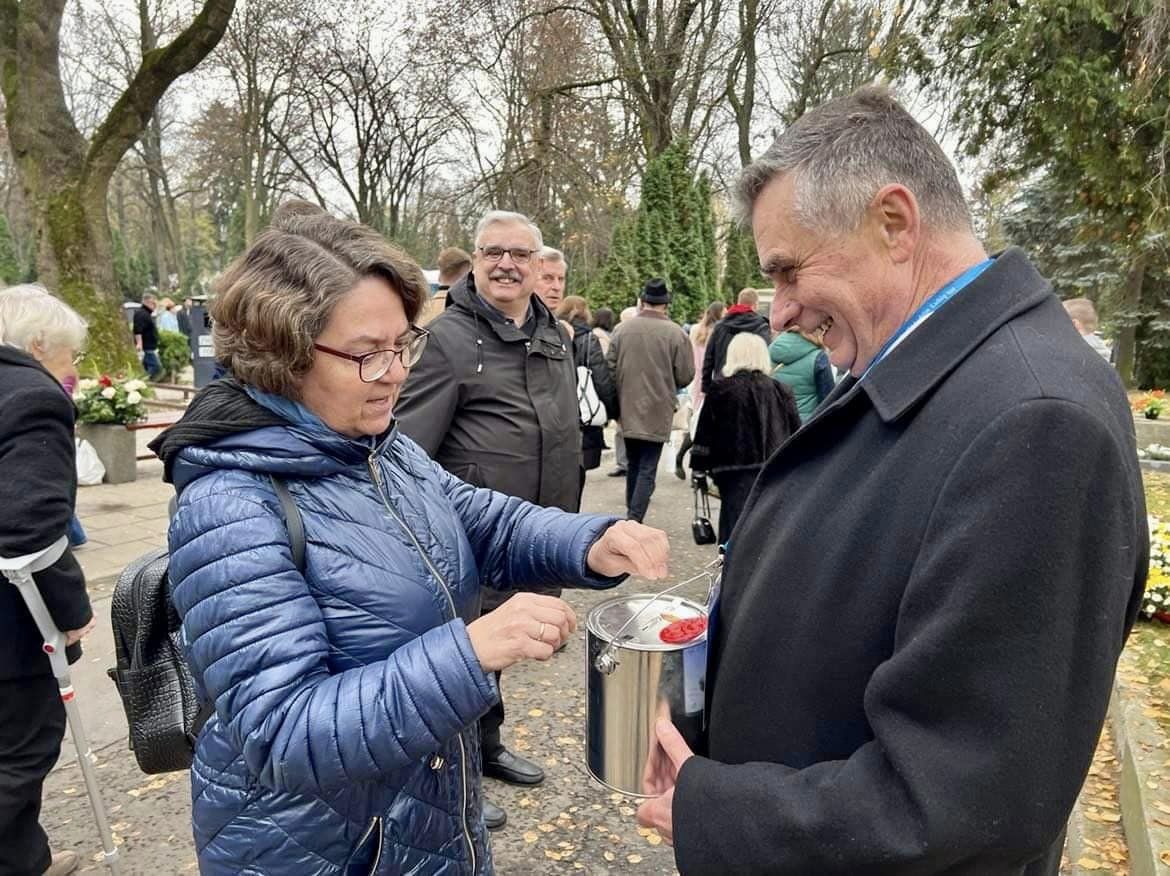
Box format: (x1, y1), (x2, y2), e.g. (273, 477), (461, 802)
(585, 592), (708, 797)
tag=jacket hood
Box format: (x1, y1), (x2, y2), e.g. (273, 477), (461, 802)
(149, 377), (398, 493)
(722, 309), (769, 332)
(769, 331), (820, 365)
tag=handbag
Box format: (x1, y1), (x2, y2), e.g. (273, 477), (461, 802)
(576, 334), (607, 427)
(691, 473), (717, 545)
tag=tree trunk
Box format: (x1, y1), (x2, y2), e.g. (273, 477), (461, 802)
(1114, 249), (1147, 388)
(0, 0), (235, 372)
(46, 181), (139, 373)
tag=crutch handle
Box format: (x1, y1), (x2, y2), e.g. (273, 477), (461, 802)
(1, 536), (70, 678)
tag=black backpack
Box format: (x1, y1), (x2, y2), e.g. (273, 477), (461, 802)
(107, 475), (305, 774)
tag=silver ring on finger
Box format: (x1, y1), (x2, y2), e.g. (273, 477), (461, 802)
(538, 622), (547, 643)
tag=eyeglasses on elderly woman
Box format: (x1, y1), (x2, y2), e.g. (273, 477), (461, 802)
(313, 325), (430, 383)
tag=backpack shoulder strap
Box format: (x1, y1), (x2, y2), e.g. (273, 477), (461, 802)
(268, 475), (306, 573)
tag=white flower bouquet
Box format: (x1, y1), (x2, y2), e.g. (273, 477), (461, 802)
(74, 375), (151, 425)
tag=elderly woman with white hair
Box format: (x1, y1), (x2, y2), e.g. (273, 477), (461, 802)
(690, 332), (801, 543)
(0, 284), (96, 876)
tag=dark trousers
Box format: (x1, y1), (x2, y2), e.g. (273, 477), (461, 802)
(480, 673), (505, 760)
(141, 349), (163, 381)
(624, 438), (664, 523)
(713, 470), (759, 545)
(0, 675), (65, 876)
(675, 433), (693, 472)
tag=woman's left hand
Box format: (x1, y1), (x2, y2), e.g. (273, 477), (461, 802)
(587, 521), (669, 579)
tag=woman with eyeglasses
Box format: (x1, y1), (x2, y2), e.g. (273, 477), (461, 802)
(151, 201), (669, 875)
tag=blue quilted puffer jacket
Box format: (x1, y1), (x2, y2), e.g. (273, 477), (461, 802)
(166, 413), (620, 874)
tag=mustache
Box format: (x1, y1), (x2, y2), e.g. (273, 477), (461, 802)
(489, 269), (522, 282)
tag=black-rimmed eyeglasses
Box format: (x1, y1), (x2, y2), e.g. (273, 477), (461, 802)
(313, 326), (430, 382)
(477, 246), (538, 264)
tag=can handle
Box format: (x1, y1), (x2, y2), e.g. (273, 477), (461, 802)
(592, 558), (722, 675)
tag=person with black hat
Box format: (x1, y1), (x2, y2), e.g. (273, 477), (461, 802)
(606, 278), (694, 522)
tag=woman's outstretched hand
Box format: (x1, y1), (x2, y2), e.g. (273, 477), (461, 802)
(587, 521), (669, 580)
(467, 593), (577, 672)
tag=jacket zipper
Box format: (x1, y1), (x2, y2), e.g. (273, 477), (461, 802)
(366, 456), (478, 874)
(354, 816), (383, 874)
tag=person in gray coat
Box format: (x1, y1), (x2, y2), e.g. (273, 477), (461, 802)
(606, 278), (694, 522)
(394, 210), (580, 830)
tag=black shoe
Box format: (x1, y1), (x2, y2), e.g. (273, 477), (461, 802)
(483, 798), (507, 830)
(675, 461), (686, 480)
(607, 468), (627, 477)
(483, 748), (546, 785)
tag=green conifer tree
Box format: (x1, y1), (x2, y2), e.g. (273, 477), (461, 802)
(722, 223), (761, 301)
(586, 140), (718, 323)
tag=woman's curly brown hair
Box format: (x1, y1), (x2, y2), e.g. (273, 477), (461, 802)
(210, 201), (428, 399)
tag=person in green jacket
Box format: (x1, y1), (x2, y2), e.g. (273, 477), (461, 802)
(769, 327), (835, 422)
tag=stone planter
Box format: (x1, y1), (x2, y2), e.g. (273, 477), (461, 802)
(77, 422), (137, 484)
(1134, 415), (1170, 450)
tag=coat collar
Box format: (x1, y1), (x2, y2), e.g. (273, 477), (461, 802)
(0, 343), (52, 379)
(821, 248), (1053, 424)
(637, 309), (672, 322)
(448, 272), (563, 347)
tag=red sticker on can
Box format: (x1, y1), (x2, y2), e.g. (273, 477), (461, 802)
(659, 617), (707, 644)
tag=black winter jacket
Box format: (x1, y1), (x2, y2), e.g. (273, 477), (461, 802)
(700, 307), (772, 394)
(673, 249), (1147, 875)
(396, 275), (581, 511)
(570, 319), (616, 469)
(690, 371), (799, 475)
(395, 275), (581, 607)
(0, 346), (92, 680)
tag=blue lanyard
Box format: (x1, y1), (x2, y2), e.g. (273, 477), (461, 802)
(859, 259), (993, 381)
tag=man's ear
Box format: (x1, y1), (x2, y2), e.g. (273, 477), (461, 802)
(868, 183), (920, 265)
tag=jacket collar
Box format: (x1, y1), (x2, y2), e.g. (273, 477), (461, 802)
(637, 310), (671, 322)
(827, 248), (1053, 424)
(0, 343), (52, 379)
(448, 272), (562, 346)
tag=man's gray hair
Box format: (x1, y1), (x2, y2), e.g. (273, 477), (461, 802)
(540, 246), (566, 266)
(0, 283), (88, 354)
(474, 210), (544, 251)
(735, 85), (971, 234)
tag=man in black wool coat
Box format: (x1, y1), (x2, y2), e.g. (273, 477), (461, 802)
(635, 85), (1148, 875)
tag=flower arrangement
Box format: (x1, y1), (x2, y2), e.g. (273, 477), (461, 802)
(1133, 390), (1166, 420)
(1143, 516), (1170, 621)
(74, 375), (151, 425)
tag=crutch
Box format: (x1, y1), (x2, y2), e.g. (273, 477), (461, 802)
(0, 536), (122, 874)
